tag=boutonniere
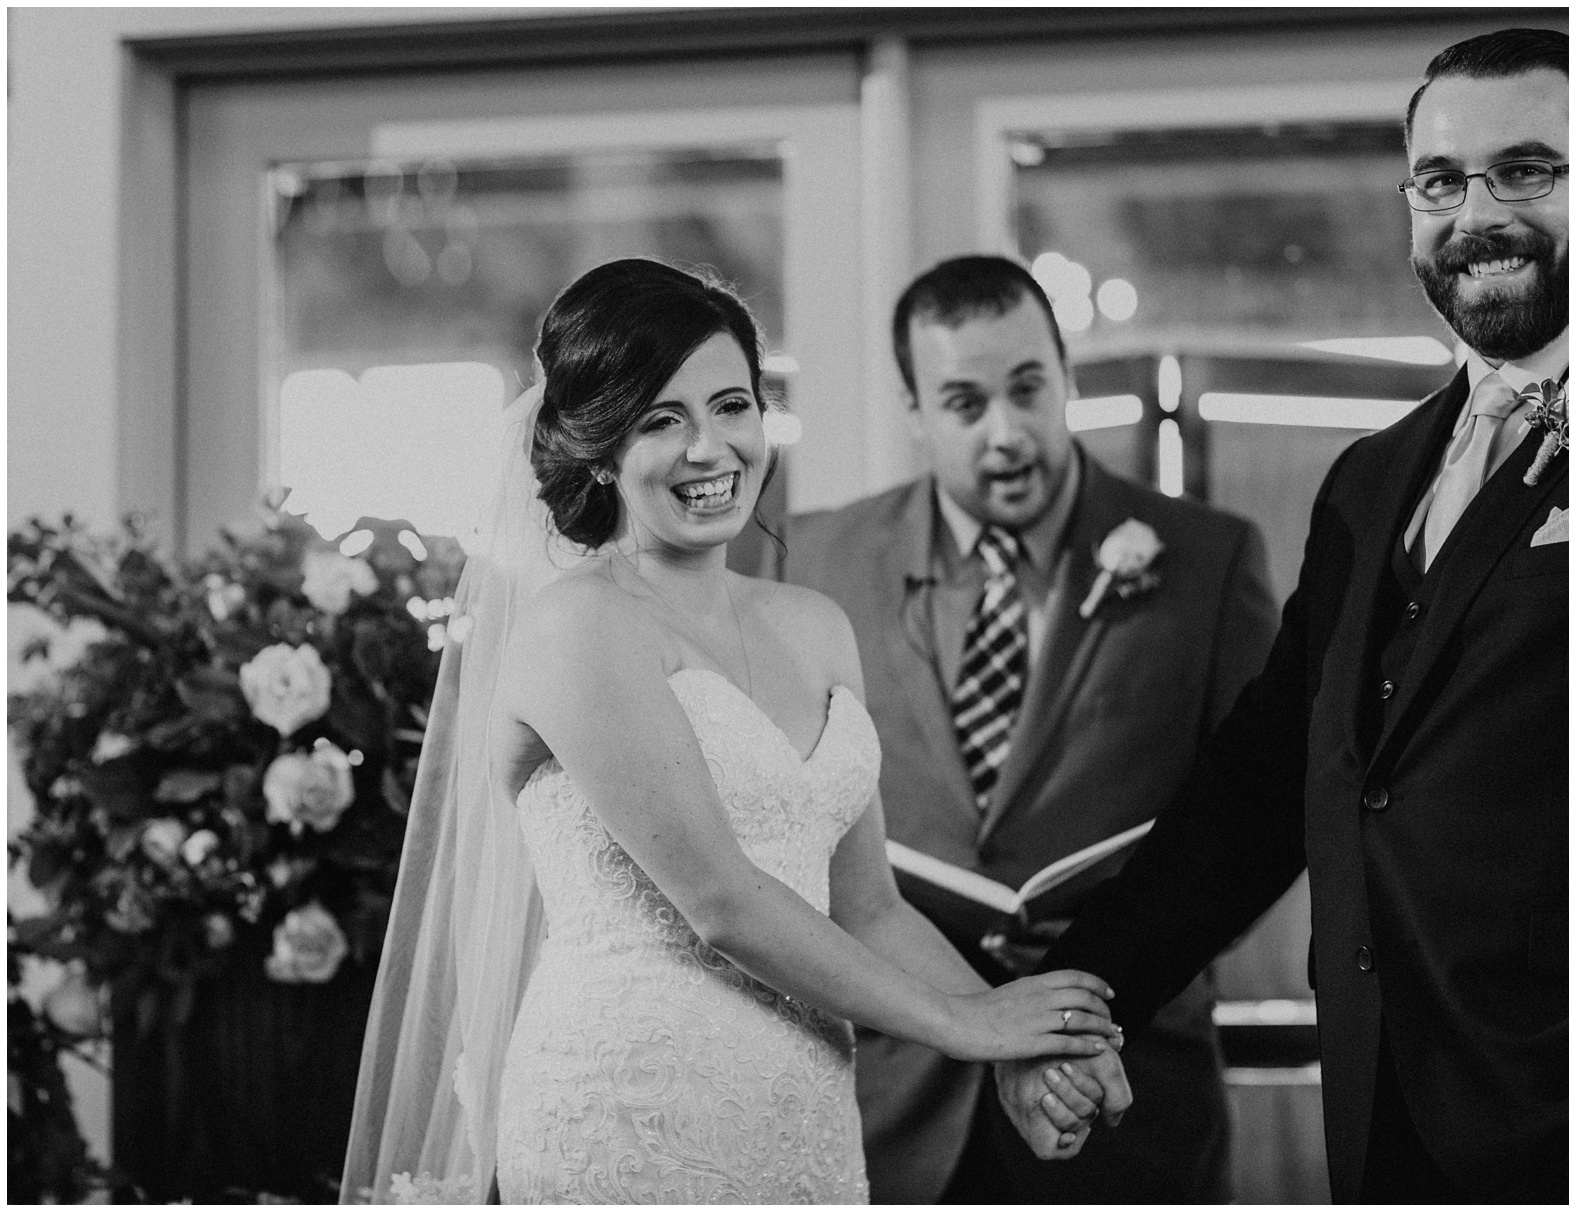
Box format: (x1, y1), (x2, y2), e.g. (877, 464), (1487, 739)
(1078, 518), (1164, 619)
(1520, 377), (1568, 487)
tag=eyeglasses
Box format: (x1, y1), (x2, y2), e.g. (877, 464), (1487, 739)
(1399, 159), (1569, 212)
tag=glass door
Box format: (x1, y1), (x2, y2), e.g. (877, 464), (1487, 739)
(182, 55), (862, 554)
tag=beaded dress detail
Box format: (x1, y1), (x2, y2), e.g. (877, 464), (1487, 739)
(495, 668), (879, 1203)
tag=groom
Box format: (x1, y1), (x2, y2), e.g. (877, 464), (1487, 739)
(780, 255), (1277, 1201)
(999, 27), (1569, 1203)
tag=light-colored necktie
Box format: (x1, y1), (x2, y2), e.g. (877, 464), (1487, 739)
(1415, 376), (1520, 571)
(951, 527), (1028, 813)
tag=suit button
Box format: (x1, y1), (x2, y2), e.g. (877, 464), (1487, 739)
(1379, 680), (1395, 700)
(1364, 787), (1390, 812)
(1405, 601), (1420, 621)
(1356, 945), (1374, 972)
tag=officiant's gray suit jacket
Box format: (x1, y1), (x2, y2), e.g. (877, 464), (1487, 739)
(781, 448), (1277, 1202)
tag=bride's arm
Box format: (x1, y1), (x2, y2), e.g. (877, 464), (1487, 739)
(827, 790), (991, 996)
(504, 576), (1116, 1064)
(817, 606), (1122, 1145)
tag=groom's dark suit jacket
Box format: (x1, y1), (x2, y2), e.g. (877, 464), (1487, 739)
(1046, 367), (1568, 1202)
(783, 450), (1277, 1201)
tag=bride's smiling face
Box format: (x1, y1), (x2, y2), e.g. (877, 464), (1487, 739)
(611, 332), (767, 556)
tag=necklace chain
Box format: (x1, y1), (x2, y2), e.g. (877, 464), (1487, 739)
(618, 551), (753, 697)
(724, 576), (755, 699)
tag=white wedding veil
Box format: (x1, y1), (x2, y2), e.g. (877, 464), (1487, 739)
(340, 382), (579, 1204)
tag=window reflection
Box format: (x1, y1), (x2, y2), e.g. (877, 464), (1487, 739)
(1013, 122), (1449, 354)
(268, 148), (785, 543)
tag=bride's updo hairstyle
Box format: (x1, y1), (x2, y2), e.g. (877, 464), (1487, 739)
(530, 258), (767, 548)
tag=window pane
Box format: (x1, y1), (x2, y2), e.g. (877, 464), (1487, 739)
(1010, 121), (1452, 353)
(267, 147), (785, 541)
(1010, 120), (1458, 602)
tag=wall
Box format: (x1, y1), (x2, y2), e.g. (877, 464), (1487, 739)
(6, 7), (505, 531)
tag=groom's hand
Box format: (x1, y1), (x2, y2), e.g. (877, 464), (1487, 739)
(993, 1049), (1132, 1160)
(992, 1057), (1100, 1159)
(1060, 1048), (1132, 1127)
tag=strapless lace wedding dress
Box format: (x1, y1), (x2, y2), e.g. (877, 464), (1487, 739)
(495, 668), (879, 1203)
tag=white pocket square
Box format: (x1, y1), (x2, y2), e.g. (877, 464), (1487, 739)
(1530, 506), (1568, 547)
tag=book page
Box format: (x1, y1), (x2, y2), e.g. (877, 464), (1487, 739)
(884, 841), (1019, 914)
(1015, 819), (1155, 906)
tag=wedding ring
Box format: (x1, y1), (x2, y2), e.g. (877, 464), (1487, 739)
(1061, 1009), (1073, 1027)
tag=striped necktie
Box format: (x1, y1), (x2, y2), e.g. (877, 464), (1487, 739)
(951, 526), (1028, 813)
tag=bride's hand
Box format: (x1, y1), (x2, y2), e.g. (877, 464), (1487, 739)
(941, 969), (1121, 1062)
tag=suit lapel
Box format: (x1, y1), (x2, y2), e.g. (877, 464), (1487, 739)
(980, 457), (1124, 843)
(1372, 427), (1568, 764)
(879, 484), (978, 814)
(1320, 373), (1469, 767)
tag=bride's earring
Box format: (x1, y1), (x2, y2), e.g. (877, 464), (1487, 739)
(594, 469), (613, 486)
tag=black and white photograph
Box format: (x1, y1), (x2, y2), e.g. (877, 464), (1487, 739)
(7, 6), (1567, 1205)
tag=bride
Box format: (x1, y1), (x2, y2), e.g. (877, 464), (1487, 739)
(341, 259), (1124, 1204)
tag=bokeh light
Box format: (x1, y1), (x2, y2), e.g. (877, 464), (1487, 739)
(1096, 278), (1138, 322)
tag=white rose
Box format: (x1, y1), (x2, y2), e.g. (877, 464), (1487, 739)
(264, 901), (349, 984)
(263, 742), (354, 835)
(239, 643), (332, 736)
(180, 828), (221, 867)
(43, 968), (102, 1037)
(140, 817), (188, 866)
(91, 732), (135, 764)
(1095, 517), (1165, 577)
(105, 883), (155, 934)
(203, 912), (235, 950)
(300, 550), (379, 615)
(204, 574), (247, 622)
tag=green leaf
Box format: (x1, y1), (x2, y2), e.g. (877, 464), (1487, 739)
(174, 668), (244, 723)
(78, 764), (149, 820)
(25, 842), (70, 889)
(135, 987), (159, 1039)
(381, 767), (410, 817)
(144, 715), (207, 751)
(10, 908), (71, 951)
(105, 824), (140, 862)
(326, 685), (382, 753)
(169, 979), (196, 1026)
(153, 769), (222, 804)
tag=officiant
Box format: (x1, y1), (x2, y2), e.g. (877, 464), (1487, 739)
(779, 254), (1278, 1202)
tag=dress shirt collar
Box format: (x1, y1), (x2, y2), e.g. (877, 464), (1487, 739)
(1463, 328), (1569, 397)
(933, 446), (1082, 574)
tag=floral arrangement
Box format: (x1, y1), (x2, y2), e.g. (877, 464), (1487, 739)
(1519, 377), (1568, 487)
(7, 939), (116, 1203)
(7, 509), (463, 1044)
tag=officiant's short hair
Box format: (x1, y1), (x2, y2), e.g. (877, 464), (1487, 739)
(1405, 27), (1568, 144)
(892, 255), (1067, 398)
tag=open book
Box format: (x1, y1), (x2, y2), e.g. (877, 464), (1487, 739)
(885, 819), (1155, 970)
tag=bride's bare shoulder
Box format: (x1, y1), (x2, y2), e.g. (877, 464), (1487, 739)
(735, 576), (862, 692)
(521, 560), (643, 631)
(506, 561), (661, 677)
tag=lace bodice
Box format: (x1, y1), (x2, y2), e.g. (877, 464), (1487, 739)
(493, 668), (879, 1203)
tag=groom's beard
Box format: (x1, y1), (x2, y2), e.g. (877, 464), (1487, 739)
(1411, 230), (1568, 362)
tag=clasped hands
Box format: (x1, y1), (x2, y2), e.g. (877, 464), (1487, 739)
(993, 969), (1133, 1160)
